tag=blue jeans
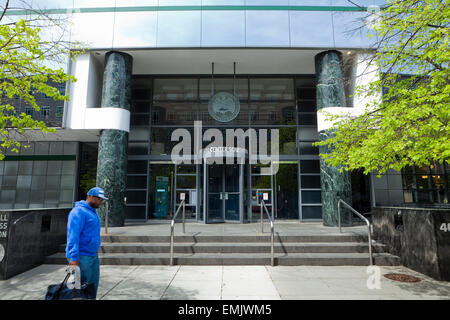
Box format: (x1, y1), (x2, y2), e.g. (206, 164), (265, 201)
(79, 255), (100, 299)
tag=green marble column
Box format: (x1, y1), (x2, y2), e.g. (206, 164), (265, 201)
(96, 51), (132, 227)
(315, 50), (352, 227)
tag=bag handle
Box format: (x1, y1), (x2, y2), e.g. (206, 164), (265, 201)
(55, 273), (71, 299)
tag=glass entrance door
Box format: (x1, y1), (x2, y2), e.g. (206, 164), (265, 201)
(205, 162), (243, 223)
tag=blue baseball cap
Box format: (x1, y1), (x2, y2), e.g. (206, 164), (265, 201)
(87, 187), (109, 200)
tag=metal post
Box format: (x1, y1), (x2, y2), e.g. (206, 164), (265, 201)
(260, 201), (264, 233)
(170, 221), (174, 266)
(182, 201), (185, 234)
(338, 200), (341, 233)
(271, 222), (274, 266)
(105, 201), (109, 235)
(368, 225), (373, 266)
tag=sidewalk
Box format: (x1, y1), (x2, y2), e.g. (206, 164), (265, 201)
(1, 264), (449, 300)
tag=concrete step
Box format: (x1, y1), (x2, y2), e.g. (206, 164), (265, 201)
(44, 252), (400, 266)
(100, 235), (369, 243)
(58, 242), (388, 254)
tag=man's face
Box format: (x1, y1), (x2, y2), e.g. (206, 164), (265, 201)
(87, 196), (104, 208)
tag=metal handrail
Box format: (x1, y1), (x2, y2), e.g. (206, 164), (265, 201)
(338, 199), (373, 265)
(170, 200), (186, 266)
(260, 200), (275, 266)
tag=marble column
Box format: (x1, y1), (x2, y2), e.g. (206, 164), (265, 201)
(96, 51), (132, 227)
(315, 50), (352, 227)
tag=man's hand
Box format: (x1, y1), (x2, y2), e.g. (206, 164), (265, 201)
(69, 260), (80, 266)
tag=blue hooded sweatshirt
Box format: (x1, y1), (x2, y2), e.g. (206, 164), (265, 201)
(65, 200), (101, 262)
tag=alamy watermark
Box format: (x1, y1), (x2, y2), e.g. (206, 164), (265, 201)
(170, 121), (280, 175)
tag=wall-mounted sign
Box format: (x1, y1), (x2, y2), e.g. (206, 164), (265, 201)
(263, 193), (269, 201)
(180, 193), (185, 200)
(208, 92), (240, 122)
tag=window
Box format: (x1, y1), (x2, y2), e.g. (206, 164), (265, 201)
(41, 106), (50, 120)
(56, 106), (64, 118)
(25, 108), (33, 116)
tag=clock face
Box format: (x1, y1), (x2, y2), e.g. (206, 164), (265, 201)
(208, 92), (240, 122)
(0, 244), (4, 263)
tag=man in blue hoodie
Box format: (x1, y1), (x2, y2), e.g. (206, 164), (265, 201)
(66, 187), (108, 299)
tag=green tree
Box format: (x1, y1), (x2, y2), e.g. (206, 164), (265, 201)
(316, 0), (449, 174)
(0, 0), (82, 159)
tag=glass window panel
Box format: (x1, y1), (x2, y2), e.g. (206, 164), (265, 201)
(387, 174), (403, 190)
(46, 176), (61, 190)
(300, 175), (321, 188)
(131, 113), (150, 126)
(0, 190), (16, 204)
(29, 187), (45, 205)
(64, 142), (77, 155)
(73, 0), (112, 7)
(297, 87), (316, 100)
(201, 11), (245, 46)
(61, 175), (75, 189)
(127, 175), (148, 189)
(432, 189), (448, 204)
(302, 206), (322, 219)
(300, 160), (320, 173)
(247, 0), (288, 3)
(113, 12), (157, 48)
(20, 143), (34, 155)
(388, 190), (403, 205)
(4, 161), (18, 175)
(31, 176), (46, 190)
(331, 0), (372, 6)
(416, 175), (430, 190)
(299, 142), (319, 155)
(290, 11), (333, 47)
(18, 161), (33, 175)
(153, 79), (198, 101)
(298, 127), (319, 141)
(60, 189), (73, 203)
(131, 101), (151, 113)
(430, 162), (445, 174)
(33, 161), (47, 175)
(129, 128), (149, 141)
(176, 164), (196, 174)
(246, 11), (290, 46)
(280, 127), (297, 155)
(47, 161), (62, 175)
(249, 103), (295, 125)
(251, 175), (271, 189)
(151, 127), (194, 155)
(298, 113), (317, 125)
(45, 189), (60, 205)
(71, 13), (115, 48)
(157, 11), (201, 47)
(0, 160), (4, 175)
(332, 12), (376, 48)
(414, 165), (429, 175)
(49, 142), (63, 155)
(16, 175), (32, 190)
(373, 175), (387, 189)
(128, 142), (149, 155)
(250, 78), (294, 101)
(298, 100), (316, 112)
(302, 191), (322, 204)
(199, 78), (248, 101)
(431, 174), (445, 190)
(176, 175), (196, 189)
(199, 103), (249, 126)
(2, 176), (17, 188)
(128, 160), (148, 174)
(126, 191), (147, 204)
(125, 206), (146, 219)
(151, 103), (197, 125)
(132, 78), (152, 100)
(62, 161), (76, 175)
(34, 142), (50, 155)
(159, 0), (200, 4)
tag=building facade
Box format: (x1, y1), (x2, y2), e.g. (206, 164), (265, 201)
(0, 1), (448, 226)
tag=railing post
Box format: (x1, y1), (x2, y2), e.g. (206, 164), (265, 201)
(368, 225), (373, 266)
(338, 199), (341, 233)
(260, 201), (264, 233)
(170, 221), (174, 266)
(271, 222), (274, 266)
(182, 200), (185, 234)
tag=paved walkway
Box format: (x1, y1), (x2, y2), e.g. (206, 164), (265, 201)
(1, 264), (449, 300)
